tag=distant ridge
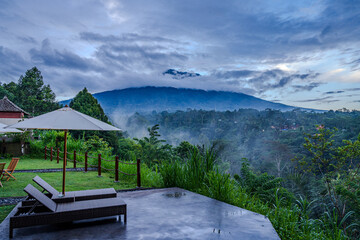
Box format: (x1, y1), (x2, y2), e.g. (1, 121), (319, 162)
(61, 86), (321, 114)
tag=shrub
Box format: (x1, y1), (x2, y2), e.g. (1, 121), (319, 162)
(159, 160), (184, 188)
(203, 170), (234, 203)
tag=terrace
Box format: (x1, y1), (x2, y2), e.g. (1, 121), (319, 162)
(0, 156), (279, 239)
(1, 187), (279, 239)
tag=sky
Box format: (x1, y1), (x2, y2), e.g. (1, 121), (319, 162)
(0, 0), (359, 110)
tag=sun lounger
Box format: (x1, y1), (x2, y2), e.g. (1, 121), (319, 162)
(30, 175), (117, 203)
(10, 184), (127, 238)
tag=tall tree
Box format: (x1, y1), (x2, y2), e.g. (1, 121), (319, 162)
(0, 84), (15, 101)
(2, 67), (60, 115)
(69, 88), (109, 123)
(69, 88), (121, 152)
(134, 124), (172, 166)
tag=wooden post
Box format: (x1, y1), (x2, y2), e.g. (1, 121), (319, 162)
(50, 147), (53, 161)
(84, 152), (88, 172)
(98, 154), (102, 177)
(44, 146), (47, 160)
(73, 150), (76, 168)
(137, 158), (141, 188)
(115, 156), (119, 182)
(57, 148), (59, 164)
(62, 130), (68, 196)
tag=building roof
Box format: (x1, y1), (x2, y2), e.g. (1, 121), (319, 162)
(0, 96), (29, 115)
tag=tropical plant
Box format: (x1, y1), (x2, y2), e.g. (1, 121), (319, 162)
(204, 170), (234, 202)
(134, 124), (173, 166)
(234, 158), (286, 204)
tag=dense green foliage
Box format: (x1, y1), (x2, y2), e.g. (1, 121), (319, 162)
(295, 127), (360, 237)
(133, 124), (172, 166)
(1, 67), (60, 115)
(126, 109), (360, 175)
(157, 141), (353, 239)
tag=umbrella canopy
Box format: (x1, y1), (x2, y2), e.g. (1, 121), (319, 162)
(8, 106), (121, 196)
(0, 122), (23, 133)
(7, 106), (120, 131)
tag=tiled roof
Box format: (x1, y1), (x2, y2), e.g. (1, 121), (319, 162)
(0, 96), (29, 115)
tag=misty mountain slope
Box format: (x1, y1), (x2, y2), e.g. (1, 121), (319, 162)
(61, 86), (316, 115)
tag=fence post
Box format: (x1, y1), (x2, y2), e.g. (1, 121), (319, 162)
(57, 148), (59, 164)
(44, 146), (47, 160)
(137, 158), (141, 188)
(84, 152), (88, 172)
(73, 150), (76, 168)
(50, 147), (53, 161)
(98, 154), (102, 177)
(115, 156), (119, 182)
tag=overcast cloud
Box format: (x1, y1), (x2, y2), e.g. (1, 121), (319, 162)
(0, 0), (359, 110)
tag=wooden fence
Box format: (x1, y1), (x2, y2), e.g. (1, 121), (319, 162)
(44, 146), (141, 187)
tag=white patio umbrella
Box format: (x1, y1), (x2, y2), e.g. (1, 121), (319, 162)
(7, 106), (121, 196)
(0, 122), (23, 155)
(0, 122), (23, 133)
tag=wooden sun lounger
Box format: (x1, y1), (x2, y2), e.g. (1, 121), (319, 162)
(30, 176), (117, 203)
(10, 184), (127, 238)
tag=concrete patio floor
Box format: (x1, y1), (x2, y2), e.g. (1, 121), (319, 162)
(0, 187), (279, 239)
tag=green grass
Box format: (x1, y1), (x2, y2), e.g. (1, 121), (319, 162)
(0, 155), (163, 198)
(0, 171), (139, 198)
(0, 205), (15, 223)
(0, 156), (85, 170)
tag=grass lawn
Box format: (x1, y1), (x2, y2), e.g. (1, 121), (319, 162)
(0, 170), (138, 198)
(0, 156), (85, 170)
(0, 205), (15, 223)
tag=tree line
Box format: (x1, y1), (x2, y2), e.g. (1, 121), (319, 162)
(0, 67), (60, 116)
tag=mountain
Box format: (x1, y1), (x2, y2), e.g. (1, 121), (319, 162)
(61, 86), (320, 115)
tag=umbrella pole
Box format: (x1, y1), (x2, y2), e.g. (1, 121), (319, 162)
(61, 130), (68, 196)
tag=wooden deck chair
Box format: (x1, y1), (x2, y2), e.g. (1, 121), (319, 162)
(0, 162), (5, 187)
(10, 184), (127, 238)
(2, 158), (19, 181)
(23, 176), (116, 203)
